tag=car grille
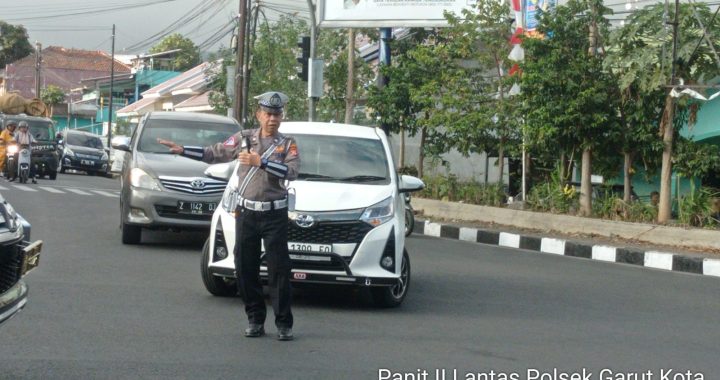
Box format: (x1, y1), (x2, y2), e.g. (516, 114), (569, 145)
(76, 153), (101, 159)
(154, 205), (213, 221)
(288, 221), (373, 245)
(0, 244), (22, 293)
(158, 176), (226, 195)
(289, 256), (351, 272)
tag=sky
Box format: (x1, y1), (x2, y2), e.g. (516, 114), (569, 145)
(1, 0), (310, 56)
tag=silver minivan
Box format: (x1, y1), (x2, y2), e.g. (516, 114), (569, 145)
(113, 112), (240, 244)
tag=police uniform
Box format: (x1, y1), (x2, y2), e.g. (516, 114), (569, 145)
(180, 92), (299, 339)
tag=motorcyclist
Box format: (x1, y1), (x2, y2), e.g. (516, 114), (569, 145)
(12, 121), (37, 183)
(0, 120), (17, 177)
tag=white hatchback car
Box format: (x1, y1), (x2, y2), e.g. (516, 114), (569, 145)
(200, 122), (424, 307)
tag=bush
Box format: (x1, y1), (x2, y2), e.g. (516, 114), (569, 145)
(678, 186), (719, 227)
(525, 169), (578, 214)
(419, 174), (506, 206)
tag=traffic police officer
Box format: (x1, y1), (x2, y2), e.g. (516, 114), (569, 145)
(158, 91), (299, 341)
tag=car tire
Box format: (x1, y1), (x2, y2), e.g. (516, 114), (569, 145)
(371, 249), (410, 308)
(121, 222), (141, 244)
(201, 238), (237, 297)
(404, 207), (414, 237)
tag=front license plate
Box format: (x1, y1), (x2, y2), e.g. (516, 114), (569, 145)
(177, 201), (217, 215)
(288, 242), (332, 254)
(81, 159), (94, 166)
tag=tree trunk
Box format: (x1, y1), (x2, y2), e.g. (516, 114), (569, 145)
(400, 128), (405, 168)
(345, 28), (355, 124)
(623, 151), (633, 203)
(559, 151), (566, 183)
(497, 142), (504, 185)
(418, 127), (426, 178)
(580, 148), (592, 216)
(658, 94), (675, 223)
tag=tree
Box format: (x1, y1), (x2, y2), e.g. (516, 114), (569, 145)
(605, 3), (720, 222)
(40, 85), (65, 117)
(0, 21), (33, 67)
(149, 33), (200, 72)
(440, 0), (522, 184)
(521, 0), (621, 216)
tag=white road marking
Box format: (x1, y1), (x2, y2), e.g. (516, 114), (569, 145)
(90, 190), (118, 197)
(540, 237), (566, 255)
(459, 227), (478, 242)
(592, 246), (617, 262)
(38, 186), (65, 194)
(499, 232), (520, 248)
(644, 251), (674, 270)
(424, 221), (441, 237)
(66, 188), (92, 195)
(12, 185), (37, 192)
(704, 259), (720, 277)
(0, 185), (8, 191)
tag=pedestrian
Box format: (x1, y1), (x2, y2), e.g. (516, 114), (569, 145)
(650, 191), (660, 207)
(0, 120), (18, 176)
(14, 121), (38, 183)
(157, 91), (300, 341)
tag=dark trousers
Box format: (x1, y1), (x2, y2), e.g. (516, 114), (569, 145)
(234, 206), (293, 328)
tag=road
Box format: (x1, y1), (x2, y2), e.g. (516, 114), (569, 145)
(1, 173), (719, 380)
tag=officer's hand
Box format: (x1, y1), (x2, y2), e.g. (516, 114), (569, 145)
(156, 138), (183, 154)
(238, 151), (261, 167)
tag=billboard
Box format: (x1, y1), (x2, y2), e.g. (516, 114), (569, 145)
(525, 0), (555, 33)
(318, 0), (478, 28)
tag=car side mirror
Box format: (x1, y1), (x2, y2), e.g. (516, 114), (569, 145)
(205, 162), (236, 181)
(111, 136), (131, 152)
(399, 175), (424, 193)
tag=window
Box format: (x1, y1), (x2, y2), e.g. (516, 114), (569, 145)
(137, 119), (239, 154)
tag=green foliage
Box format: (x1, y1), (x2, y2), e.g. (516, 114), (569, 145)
(40, 85), (65, 106)
(419, 174), (506, 207)
(592, 192), (657, 223)
(149, 33), (200, 72)
(678, 185), (719, 227)
(521, 0), (622, 176)
(0, 21), (33, 67)
(206, 48), (234, 116)
(525, 167), (578, 214)
(673, 138), (720, 179)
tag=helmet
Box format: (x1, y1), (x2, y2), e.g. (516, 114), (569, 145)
(5, 120), (17, 129)
(18, 121), (29, 129)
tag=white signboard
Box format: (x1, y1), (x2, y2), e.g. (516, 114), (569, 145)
(318, 0), (477, 28)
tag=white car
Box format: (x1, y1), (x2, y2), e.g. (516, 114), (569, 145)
(200, 122), (424, 307)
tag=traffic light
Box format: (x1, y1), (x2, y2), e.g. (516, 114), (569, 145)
(296, 36), (310, 82)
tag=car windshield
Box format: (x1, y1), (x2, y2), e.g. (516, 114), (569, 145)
(67, 133), (103, 149)
(7, 119), (54, 141)
(137, 119), (239, 153)
(290, 133), (390, 184)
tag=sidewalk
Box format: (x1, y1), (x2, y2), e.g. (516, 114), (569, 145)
(411, 197), (720, 278)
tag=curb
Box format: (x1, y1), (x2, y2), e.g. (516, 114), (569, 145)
(414, 218), (720, 278)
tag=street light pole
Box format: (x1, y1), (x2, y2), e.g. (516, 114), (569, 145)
(306, 0), (317, 121)
(235, 0), (249, 126)
(108, 24), (116, 148)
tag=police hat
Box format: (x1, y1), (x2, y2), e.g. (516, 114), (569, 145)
(254, 91), (289, 114)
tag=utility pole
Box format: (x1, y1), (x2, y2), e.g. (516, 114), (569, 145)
(108, 24), (116, 148)
(306, 0), (317, 121)
(34, 42), (42, 98)
(377, 28), (392, 135)
(345, 28), (355, 124)
(235, 0), (249, 126)
(241, 3), (260, 125)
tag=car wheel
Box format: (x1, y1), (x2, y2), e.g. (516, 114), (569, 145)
(201, 238), (237, 297)
(49, 170), (57, 180)
(121, 222), (141, 244)
(371, 249), (410, 308)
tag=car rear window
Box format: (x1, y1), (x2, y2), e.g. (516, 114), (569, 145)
(290, 134), (390, 184)
(67, 133), (103, 149)
(137, 119), (239, 153)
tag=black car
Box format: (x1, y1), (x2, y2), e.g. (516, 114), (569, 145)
(0, 194), (42, 325)
(58, 129), (110, 176)
(0, 113), (59, 180)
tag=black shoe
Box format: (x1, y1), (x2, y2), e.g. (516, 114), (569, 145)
(244, 324), (265, 338)
(277, 327), (293, 341)
(31, 178), (37, 184)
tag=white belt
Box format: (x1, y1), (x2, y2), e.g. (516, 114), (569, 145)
(238, 197), (288, 211)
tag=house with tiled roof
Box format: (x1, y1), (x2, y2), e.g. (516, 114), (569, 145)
(0, 46), (131, 133)
(117, 60), (221, 118)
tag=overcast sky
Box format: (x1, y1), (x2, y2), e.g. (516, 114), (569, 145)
(2, 0), (310, 56)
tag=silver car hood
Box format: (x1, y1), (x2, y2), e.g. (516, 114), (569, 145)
(135, 152), (210, 178)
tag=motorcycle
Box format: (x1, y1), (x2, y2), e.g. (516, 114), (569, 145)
(404, 192), (415, 237)
(6, 143), (32, 183)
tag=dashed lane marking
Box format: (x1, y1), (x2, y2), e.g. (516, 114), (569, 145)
(12, 185), (37, 192)
(90, 190), (118, 197)
(38, 186), (65, 194)
(65, 188), (92, 195)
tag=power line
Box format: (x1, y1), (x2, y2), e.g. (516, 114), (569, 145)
(5, 0), (177, 22)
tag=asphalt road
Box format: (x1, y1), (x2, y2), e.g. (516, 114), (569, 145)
(1, 173), (719, 380)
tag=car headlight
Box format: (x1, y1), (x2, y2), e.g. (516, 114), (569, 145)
(101, 152), (109, 160)
(360, 196), (394, 227)
(64, 147), (75, 157)
(0, 201), (19, 232)
(129, 168), (161, 191)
